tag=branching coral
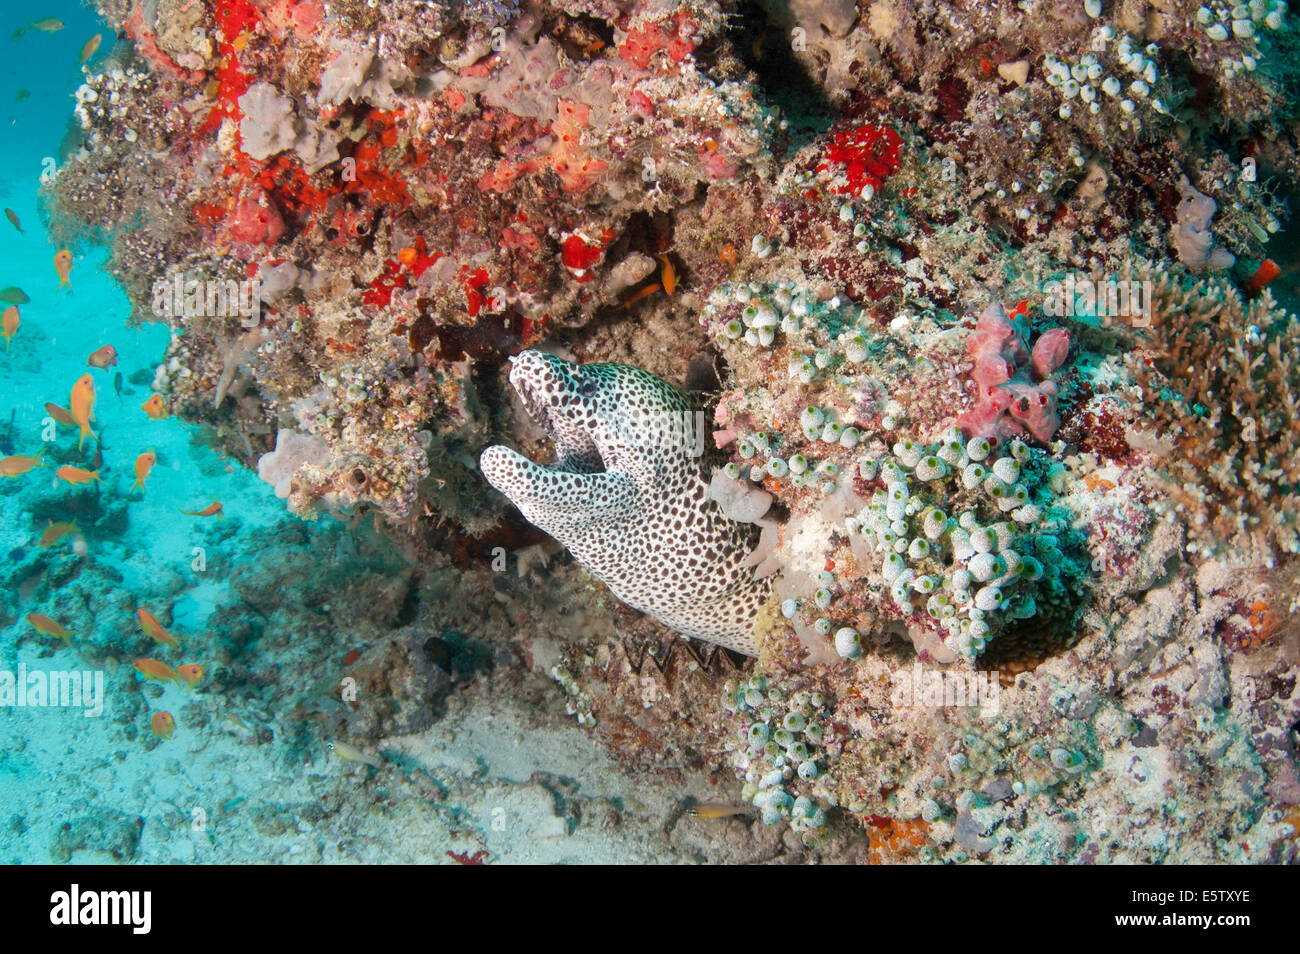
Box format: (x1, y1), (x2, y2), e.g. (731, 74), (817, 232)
(1128, 276), (1300, 559)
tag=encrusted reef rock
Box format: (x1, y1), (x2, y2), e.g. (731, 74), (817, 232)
(45, 0), (1300, 862)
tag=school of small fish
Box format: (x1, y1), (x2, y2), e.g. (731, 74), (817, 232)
(3, 223), (219, 747)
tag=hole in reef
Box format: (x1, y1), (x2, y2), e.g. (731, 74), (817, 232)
(718, 3), (840, 147)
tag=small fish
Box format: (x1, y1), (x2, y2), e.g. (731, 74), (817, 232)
(55, 464), (100, 486)
(0, 287), (29, 305)
(328, 740), (382, 768)
(54, 249), (73, 290)
(38, 520), (79, 547)
(113, 371), (123, 400)
(11, 27), (24, 41)
(141, 394), (169, 420)
(177, 664), (204, 685)
(131, 451), (155, 492)
(150, 711), (176, 739)
(657, 254), (677, 296)
(2, 304), (18, 349)
(619, 282), (661, 309)
(87, 344), (117, 369)
(26, 612), (73, 645)
(1006, 299), (1030, 321)
(0, 448), (46, 477)
(181, 501), (224, 518)
(13, 89), (28, 102)
(138, 608), (181, 648)
(30, 18), (64, 32)
(132, 658), (179, 684)
(79, 33), (100, 64)
(70, 373), (96, 448)
(685, 801), (754, 819)
(5, 208), (22, 232)
(43, 402), (76, 428)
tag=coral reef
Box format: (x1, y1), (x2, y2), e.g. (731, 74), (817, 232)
(1127, 275), (1300, 560)
(26, 0), (1300, 863)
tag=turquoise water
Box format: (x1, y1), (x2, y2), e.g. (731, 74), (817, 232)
(0, 2), (297, 862)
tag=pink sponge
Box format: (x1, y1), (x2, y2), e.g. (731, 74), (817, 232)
(956, 303), (1070, 443)
(228, 191), (286, 247)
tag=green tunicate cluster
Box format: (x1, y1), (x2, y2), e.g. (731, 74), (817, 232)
(722, 674), (835, 842)
(702, 280), (859, 385)
(848, 428), (1083, 662)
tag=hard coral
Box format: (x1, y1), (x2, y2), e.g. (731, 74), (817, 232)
(1129, 276), (1300, 559)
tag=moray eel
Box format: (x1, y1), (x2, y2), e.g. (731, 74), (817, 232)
(480, 350), (771, 655)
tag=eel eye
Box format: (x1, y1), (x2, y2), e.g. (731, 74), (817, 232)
(577, 379), (598, 398)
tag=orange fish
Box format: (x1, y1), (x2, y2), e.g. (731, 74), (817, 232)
(70, 373), (96, 449)
(55, 464), (100, 486)
(132, 658), (180, 684)
(177, 664), (204, 685)
(619, 282), (661, 309)
(26, 612), (73, 645)
(87, 344), (118, 369)
(38, 520), (79, 547)
(54, 249), (73, 290)
(138, 608), (181, 648)
(2, 304), (17, 349)
(0, 448), (47, 477)
(150, 711), (176, 740)
(181, 501), (224, 518)
(131, 451), (156, 492)
(79, 33), (101, 65)
(141, 394), (169, 420)
(1006, 299), (1030, 321)
(44, 402), (77, 428)
(657, 255), (677, 296)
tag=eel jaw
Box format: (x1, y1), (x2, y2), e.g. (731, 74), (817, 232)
(506, 351), (603, 473)
(508, 354), (551, 434)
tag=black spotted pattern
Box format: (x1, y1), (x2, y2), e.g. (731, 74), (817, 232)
(480, 351), (772, 655)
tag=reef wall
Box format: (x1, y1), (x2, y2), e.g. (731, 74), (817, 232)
(39, 0), (1300, 861)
